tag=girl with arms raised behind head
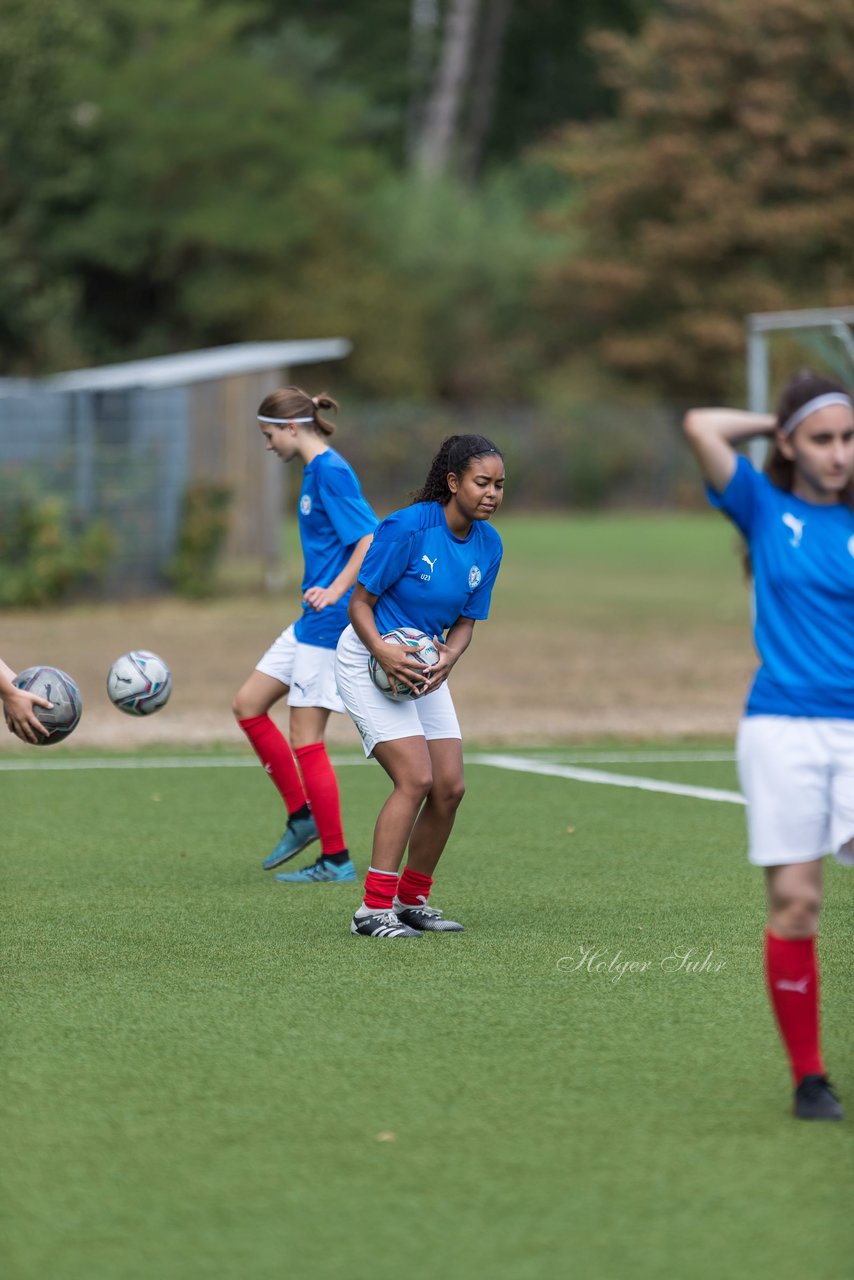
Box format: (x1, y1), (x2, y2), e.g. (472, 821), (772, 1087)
(684, 370), (854, 1121)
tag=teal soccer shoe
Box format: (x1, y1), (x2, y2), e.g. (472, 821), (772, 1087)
(262, 813), (319, 870)
(275, 856), (358, 884)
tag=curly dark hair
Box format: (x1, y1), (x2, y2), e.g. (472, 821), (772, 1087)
(411, 434), (503, 504)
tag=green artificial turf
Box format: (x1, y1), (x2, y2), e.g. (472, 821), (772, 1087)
(3, 752), (852, 1279)
(286, 509), (751, 633)
(483, 510), (749, 627)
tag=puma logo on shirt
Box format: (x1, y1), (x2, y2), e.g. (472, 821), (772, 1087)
(782, 512), (805, 548)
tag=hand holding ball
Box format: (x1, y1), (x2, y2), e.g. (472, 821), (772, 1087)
(368, 629), (440, 700)
(4, 666), (82, 745)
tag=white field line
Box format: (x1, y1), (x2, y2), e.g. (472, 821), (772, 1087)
(0, 749), (744, 805)
(534, 750), (735, 764)
(468, 753), (745, 806)
(0, 754), (368, 772)
(0, 749), (735, 773)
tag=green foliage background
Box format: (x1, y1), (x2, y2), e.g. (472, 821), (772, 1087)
(1, 0), (851, 402)
(0, 484), (114, 605)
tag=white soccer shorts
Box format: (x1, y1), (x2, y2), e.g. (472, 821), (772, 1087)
(255, 623), (345, 713)
(334, 623), (461, 758)
(737, 715), (854, 867)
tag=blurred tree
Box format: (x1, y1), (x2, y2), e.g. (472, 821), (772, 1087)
(482, 0), (653, 168)
(407, 0), (440, 162)
(538, 0), (854, 401)
(0, 0), (657, 394)
(273, 166), (563, 401)
(457, 0), (514, 181)
(0, 0), (93, 370)
(413, 0), (481, 176)
(0, 0), (385, 370)
(288, 0), (654, 177)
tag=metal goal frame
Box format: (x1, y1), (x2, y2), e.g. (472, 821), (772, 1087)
(745, 305), (854, 463)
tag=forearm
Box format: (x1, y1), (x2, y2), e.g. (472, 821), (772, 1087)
(348, 592), (385, 658)
(0, 657), (17, 695)
(683, 408), (777, 491)
(329, 535), (372, 601)
(0, 656), (49, 742)
(443, 617), (475, 662)
(684, 408), (776, 444)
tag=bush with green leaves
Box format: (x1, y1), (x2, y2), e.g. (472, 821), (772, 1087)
(0, 489), (115, 606)
(166, 482), (233, 598)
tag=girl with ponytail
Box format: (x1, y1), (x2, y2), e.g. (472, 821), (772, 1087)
(684, 369), (854, 1121)
(233, 386), (378, 884)
(335, 433), (505, 939)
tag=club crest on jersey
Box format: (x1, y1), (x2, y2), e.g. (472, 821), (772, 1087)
(782, 512), (804, 548)
(468, 564), (482, 589)
(300, 495), (312, 516)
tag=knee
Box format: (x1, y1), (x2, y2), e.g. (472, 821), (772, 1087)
(234, 689), (267, 721)
(769, 888), (823, 938)
(401, 769), (433, 802)
(232, 693), (253, 721)
(440, 778), (468, 808)
(434, 778), (466, 812)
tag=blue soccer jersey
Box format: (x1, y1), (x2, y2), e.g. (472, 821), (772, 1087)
(358, 501), (503, 639)
(294, 449), (377, 649)
(708, 455), (854, 717)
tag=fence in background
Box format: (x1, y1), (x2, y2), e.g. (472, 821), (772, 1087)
(0, 341), (349, 598)
(1, 385), (704, 602)
(4, 363), (750, 605)
(335, 399), (695, 517)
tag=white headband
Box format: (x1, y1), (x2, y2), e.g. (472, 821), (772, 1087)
(781, 393), (853, 437)
(257, 415), (315, 425)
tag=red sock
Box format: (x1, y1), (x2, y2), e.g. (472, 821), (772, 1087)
(397, 867), (433, 907)
(238, 715), (307, 814)
(765, 930), (825, 1084)
(363, 867), (397, 911)
(295, 742), (346, 856)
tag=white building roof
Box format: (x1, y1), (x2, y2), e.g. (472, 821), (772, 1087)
(34, 340), (351, 393)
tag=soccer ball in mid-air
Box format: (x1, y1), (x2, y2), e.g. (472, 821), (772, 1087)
(368, 628), (440, 701)
(5, 665), (83, 745)
(107, 650), (172, 716)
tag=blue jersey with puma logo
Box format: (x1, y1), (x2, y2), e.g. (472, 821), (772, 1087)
(359, 501), (502, 639)
(709, 455), (854, 716)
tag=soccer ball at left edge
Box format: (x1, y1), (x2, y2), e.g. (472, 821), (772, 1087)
(107, 650), (172, 716)
(368, 628), (440, 700)
(4, 665), (83, 745)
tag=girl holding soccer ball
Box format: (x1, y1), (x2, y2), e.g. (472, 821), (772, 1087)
(335, 434), (504, 939)
(684, 369), (854, 1121)
(233, 387), (377, 884)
